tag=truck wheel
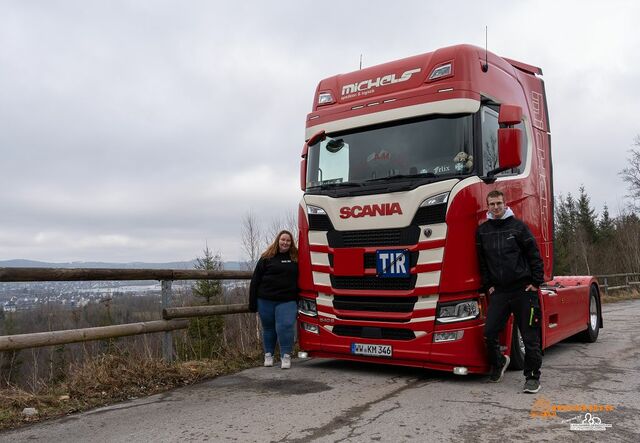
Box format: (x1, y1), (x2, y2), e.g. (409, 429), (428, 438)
(578, 284), (600, 343)
(509, 324), (525, 370)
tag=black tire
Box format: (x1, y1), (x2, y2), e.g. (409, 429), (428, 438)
(578, 284), (600, 343)
(509, 323), (525, 370)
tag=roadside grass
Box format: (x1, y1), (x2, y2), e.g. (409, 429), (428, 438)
(601, 288), (640, 303)
(0, 350), (261, 431)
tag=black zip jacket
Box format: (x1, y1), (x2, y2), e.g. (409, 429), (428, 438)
(475, 215), (544, 292)
(248, 252), (298, 312)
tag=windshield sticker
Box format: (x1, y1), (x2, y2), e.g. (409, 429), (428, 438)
(321, 178), (343, 185)
(434, 165), (450, 174)
(367, 150), (391, 163)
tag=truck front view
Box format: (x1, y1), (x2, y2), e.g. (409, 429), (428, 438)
(296, 44), (556, 374)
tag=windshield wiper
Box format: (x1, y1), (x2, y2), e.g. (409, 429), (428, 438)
(365, 172), (438, 183)
(308, 182), (363, 190)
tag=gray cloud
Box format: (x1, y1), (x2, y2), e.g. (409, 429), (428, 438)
(1, 1), (639, 262)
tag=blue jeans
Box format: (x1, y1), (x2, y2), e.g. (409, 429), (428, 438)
(257, 299), (297, 356)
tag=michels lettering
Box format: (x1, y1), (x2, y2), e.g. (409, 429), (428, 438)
(339, 202), (403, 219)
(341, 68), (421, 96)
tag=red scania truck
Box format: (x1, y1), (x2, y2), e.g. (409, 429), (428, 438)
(296, 44), (602, 374)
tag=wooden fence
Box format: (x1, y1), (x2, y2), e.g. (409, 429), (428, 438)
(595, 272), (640, 293)
(0, 267), (253, 360)
(1, 268), (638, 358)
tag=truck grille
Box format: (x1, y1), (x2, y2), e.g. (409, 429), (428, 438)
(333, 295), (418, 312)
(327, 225), (420, 247)
(331, 275), (416, 290)
(308, 214), (333, 231)
(411, 203), (447, 225)
(332, 325), (415, 340)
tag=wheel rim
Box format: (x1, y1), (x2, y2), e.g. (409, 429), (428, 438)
(589, 293), (598, 331)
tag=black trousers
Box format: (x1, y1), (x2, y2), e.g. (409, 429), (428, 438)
(484, 288), (542, 380)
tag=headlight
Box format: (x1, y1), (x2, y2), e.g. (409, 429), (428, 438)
(307, 205), (326, 215)
(436, 300), (479, 323)
(420, 192), (449, 207)
(298, 298), (317, 317)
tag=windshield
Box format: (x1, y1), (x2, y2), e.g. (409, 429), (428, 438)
(305, 114), (473, 191)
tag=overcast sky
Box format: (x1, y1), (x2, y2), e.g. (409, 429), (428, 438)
(1, 1), (638, 263)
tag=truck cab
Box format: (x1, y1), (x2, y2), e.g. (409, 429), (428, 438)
(296, 44), (600, 373)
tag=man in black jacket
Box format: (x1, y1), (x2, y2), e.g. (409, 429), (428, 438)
(476, 190), (544, 393)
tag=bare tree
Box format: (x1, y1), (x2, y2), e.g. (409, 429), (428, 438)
(241, 210), (264, 343)
(620, 135), (640, 210)
(241, 210), (262, 271)
(263, 209), (299, 247)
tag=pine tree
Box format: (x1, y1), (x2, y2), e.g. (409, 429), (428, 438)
(576, 185), (598, 243)
(598, 204), (615, 241)
(186, 245), (225, 360)
(554, 193), (577, 275)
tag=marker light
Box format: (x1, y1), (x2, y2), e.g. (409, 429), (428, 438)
(428, 63), (452, 80)
(453, 367), (469, 375)
(318, 92), (334, 105)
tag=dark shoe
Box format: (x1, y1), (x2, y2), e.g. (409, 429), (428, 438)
(489, 355), (510, 383)
(523, 378), (541, 393)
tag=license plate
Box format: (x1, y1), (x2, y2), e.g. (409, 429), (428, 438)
(351, 342), (393, 358)
(376, 249), (409, 278)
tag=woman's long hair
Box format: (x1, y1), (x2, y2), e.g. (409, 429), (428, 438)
(261, 230), (298, 262)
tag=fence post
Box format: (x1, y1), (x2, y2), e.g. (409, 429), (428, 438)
(625, 274), (629, 290)
(161, 280), (174, 362)
(603, 277), (608, 295)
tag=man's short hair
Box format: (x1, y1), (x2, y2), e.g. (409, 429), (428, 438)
(487, 190), (504, 203)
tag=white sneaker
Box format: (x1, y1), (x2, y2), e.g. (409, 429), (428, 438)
(264, 353), (274, 367)
(281, 354), (291, 369)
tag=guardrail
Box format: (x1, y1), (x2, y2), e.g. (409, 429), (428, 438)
(594, 272), (640, 293)
(1, 268), (638, 357)
(0, 267), (253, 360)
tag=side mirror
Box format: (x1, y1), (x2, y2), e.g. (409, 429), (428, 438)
(497, 127), (522, 170)
(300, 149), (307, 191)
(301, 130), (326, 191)
(485, 105), (522, 182)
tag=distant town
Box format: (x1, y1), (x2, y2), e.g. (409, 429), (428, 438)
(0, 259), (248, 312)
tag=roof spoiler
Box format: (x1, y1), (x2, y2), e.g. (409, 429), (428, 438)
(503, 57), (543, 76)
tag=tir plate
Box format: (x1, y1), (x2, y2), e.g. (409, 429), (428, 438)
(376, 249), (409, 278)
(351, 342), (393, 358)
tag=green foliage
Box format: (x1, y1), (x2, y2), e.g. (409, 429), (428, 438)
(183, 245), (225, 360)
(1, 313), (23, 386)
(577, 185), (598, 243)
(554, 182), (640, 276)
(599, 204), (615, 241)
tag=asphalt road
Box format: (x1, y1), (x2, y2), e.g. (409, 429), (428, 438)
(3, 299), (639, 443)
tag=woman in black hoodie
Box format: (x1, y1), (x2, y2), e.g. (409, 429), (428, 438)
(249, 230), (299, 369)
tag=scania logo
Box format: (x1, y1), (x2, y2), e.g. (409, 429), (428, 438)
(339, 203), (403, 219)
